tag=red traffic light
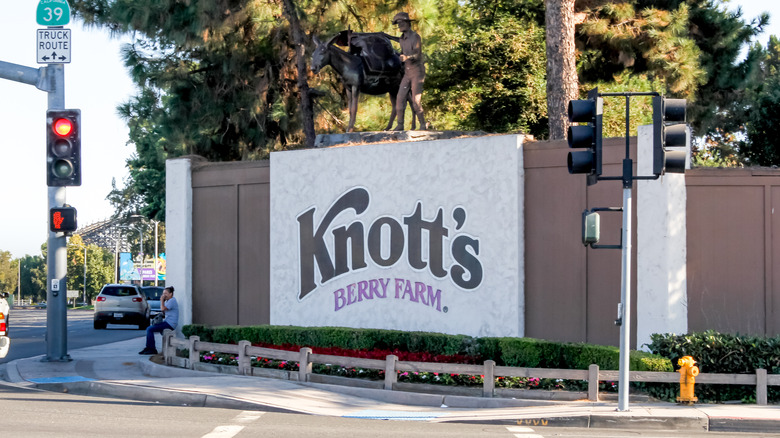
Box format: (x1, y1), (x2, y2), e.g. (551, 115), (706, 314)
(53, 118), (73, 136)
(46, 109), (82, 187)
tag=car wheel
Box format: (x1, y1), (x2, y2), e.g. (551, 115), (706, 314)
(138, 320), (149, 330)
(93, 320), (107, 330)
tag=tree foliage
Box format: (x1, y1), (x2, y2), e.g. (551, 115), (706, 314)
(425, 0), (548, 136)
(740, 36), (780, 166)
(67, 235), (115, 303)
(20, 254), (47, 303)
(70, 0), (780, 215)
(578, 1), (706, 98)
(579, 0), (767, 139)
(0, 251), (18, 296)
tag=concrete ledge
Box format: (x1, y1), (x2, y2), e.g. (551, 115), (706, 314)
(314, 130), (487, 147)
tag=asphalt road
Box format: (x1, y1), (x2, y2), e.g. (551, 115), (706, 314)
(1, 380), (778, 438)
(0, 308), (146, 364)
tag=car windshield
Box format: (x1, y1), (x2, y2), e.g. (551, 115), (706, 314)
(142, 287), (164, 300)
(101, 286), (139, 297)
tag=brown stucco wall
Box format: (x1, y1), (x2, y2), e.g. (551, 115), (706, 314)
(191, 160), (270, 326)
(686, 168), (780, 336)
(523, 137), (638, 347)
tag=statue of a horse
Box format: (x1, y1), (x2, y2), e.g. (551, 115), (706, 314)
(311, 33), (404, 133)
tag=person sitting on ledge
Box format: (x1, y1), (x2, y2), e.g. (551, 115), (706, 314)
(139, 286), (178, 355)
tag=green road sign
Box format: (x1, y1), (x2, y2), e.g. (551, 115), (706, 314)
(37, 0), (71, 27)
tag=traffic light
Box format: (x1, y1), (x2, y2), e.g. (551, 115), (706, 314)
(567, 88), (603, 186)
(46, 109), (81, 186)
(652, 97), (688, 175)
(50, 206), (77, 233)
(582, 210), (600, 246)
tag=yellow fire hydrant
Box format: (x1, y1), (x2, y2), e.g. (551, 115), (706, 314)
(677, 355), (699, 404)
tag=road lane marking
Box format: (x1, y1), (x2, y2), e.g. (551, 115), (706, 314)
(506, 426), (544, 438)
(201, 411), (265, 438)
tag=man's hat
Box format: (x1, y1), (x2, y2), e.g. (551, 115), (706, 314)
(392, 12), (412, 24)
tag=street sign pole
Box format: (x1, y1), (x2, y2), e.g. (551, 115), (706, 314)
(617, 185), (632, 411)
(45, 63), (70, 362)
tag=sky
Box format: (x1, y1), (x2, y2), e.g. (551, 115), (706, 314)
(0, 2), (135, 259)
(0, 1), (777, 260)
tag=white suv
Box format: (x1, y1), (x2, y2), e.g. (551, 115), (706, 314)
(93, 284), (150, 330)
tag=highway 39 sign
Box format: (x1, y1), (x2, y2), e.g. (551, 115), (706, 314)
(37, 0), (71, 27)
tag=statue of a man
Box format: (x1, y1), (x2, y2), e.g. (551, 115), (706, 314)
(388, 12), (427, 131)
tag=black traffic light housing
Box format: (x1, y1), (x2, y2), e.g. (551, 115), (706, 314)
(567, 88), (603, 186)
(652, 97), (688, 175)
(50, 206), (78, 233)
(46, 109), (81, 187)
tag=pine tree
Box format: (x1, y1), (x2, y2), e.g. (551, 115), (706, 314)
(741, 36), (780, 166)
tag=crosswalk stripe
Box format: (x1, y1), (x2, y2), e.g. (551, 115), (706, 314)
(506, 425), (544, 438)
(201, 411), (265, 438)
(201, 425), (244, 438)
(506, 426), (535, 432)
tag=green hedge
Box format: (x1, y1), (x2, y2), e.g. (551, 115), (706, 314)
(183, 324), (670, 372)
(648, 330), (780, 402)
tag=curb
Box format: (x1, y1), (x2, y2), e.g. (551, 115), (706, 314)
(36, 379), (301, 414)
(709, 417), (780, 434)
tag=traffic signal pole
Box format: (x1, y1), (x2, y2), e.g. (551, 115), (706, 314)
(0, 60), (70, 361)
(569, 90), (690, 412)
(45, 64), (70, 362)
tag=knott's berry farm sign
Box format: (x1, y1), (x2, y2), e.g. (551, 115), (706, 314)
(270, 135), (525, 337)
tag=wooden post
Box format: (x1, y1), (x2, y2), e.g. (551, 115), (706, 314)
(756, 368), (768, 406)
(588, 364), (599, 402)
(237, 340), (251, 375)
(384, 355), (398, 390)
(162, 330), (172, 365)
(299, 347), (312, 382)
(483, 360), (495, 398)
(188, 335), (199, 370)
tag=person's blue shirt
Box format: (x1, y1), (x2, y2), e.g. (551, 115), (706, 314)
(164, 296), (179, 329)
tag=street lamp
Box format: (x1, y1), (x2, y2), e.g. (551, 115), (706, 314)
(71, 240), (88, 306)
(131, 224), (145, 286)
(131, 215), (160, 286)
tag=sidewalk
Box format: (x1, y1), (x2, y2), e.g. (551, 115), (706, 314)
(2, 337), (780, 432)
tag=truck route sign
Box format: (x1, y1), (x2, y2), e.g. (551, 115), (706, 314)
(37, 28), (71, 64)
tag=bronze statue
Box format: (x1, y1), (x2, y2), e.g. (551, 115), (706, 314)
(311, 32), (404, 132)
(388, 12), (427, 131)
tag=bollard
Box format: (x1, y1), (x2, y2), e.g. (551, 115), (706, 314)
(676, 355), (699, 405)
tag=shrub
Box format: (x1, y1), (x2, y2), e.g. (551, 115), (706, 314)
(183, 324), (671, 371)
(648, 331), (780, 402)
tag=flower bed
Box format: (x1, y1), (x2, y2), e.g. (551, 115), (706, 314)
(195, 345), (615, 392)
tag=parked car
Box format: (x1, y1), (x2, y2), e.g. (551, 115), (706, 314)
(141, 286), (165, 319)
(93, 284), (149, 330)
(0, 291), (10, 358)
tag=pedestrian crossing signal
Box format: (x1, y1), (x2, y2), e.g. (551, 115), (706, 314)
(50, 206), (77, 233)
